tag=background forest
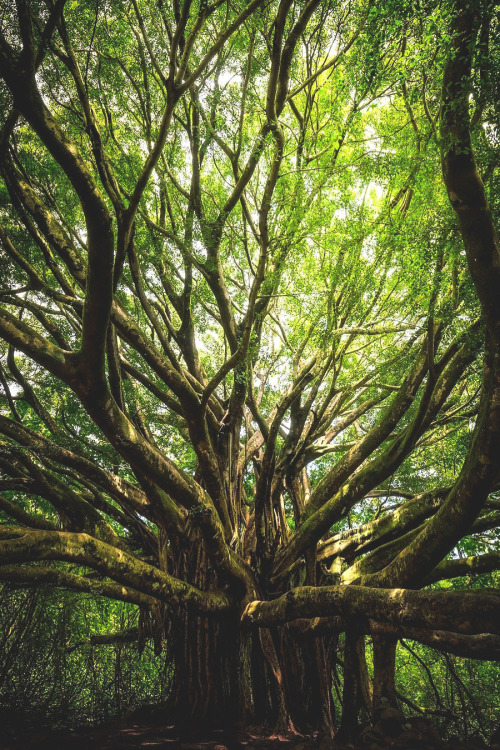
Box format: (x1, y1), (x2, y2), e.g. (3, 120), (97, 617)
(1, 0), (500, 745)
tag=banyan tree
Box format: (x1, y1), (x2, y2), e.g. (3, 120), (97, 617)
(0, 0), (499, 739)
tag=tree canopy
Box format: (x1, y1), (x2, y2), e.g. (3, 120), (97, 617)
(0, 0), (499, 739)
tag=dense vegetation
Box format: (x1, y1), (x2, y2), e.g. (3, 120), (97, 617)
(0, 0), (500, 743)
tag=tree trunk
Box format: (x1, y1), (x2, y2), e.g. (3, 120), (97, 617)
(372, 634), (398, 712)
(165, 539), (336, 732)
(279, 630), (335, 735)
(168, 610), (255, 726)
(168, 612), (338, 731)
(337, 630), (371, 742)
(163, 539), (253, 726)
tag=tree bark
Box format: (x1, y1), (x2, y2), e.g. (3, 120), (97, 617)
(337, 630), (370, 742)
(165, 539), (335, 732)
(372, 634), (398, 711)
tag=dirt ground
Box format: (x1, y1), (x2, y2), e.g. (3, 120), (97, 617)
(0, 723), (317, 749)
(0, 716), (496, 749)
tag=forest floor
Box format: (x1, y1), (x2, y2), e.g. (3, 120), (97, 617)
(0, 710), (497, 750)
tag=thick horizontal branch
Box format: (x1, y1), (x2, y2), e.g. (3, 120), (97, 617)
(289, 615), (500, 660)
(0, 529), (231, 614)
(0, 564), (156, 607)
(371, 623), (500, 661)
(241, 585), (500, 635)
(423, 551), (500, 585)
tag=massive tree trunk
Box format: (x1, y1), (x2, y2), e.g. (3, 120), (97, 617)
(169, 612), (253, 726)
(166, 541), (334, 732)
(169, 620), (336, 733)
(165, 542), (260, 726)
